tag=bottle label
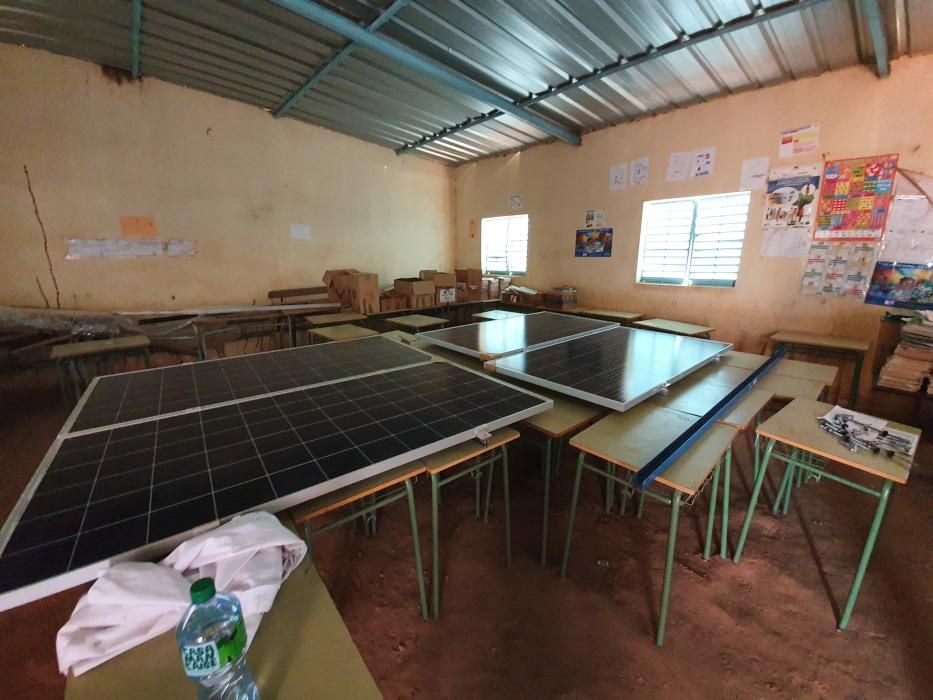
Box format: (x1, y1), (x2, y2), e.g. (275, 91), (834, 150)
(181, 616), (248, 679)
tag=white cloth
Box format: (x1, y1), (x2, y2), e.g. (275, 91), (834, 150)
(56, 511), (307, 677)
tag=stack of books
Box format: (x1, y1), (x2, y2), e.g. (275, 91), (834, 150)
(878, 322), (933, 393)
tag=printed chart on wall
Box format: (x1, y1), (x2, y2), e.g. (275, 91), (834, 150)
(800, 241), (879, 297)
(575, 228), (613, 257)
(814, 154), (899, 241)
(865, 262), (933, 310)
(761, 164), (820, 257)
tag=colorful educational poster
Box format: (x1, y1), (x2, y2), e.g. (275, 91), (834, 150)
(690, 146), (716, 178)
(609, 163), (627, 191)
(575, 228), (613, 258)
(800, 241), (879, 297)
(814, 154), (899, 241)
(865, 261), (933, 310)
(583, 209), (605, 229)
(761, 163), (820, 244)
(778, 124), (820, 158)
(666, 151), (690, 182)
(630, 157), (649, 185)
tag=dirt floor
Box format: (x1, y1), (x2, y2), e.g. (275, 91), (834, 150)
(1, 366), (931, 699)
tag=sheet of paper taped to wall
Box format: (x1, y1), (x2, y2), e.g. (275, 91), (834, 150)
(67, 239), (196, 258)
(883, 172), (933, 263)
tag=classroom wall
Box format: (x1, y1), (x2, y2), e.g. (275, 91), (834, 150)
(454, 55), (933, 366)
(0, 44), (454, 311)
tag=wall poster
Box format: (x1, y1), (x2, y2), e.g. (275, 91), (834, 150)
(778, 124), (820, 159)
(575, 228), (613, 258)
(761, 163), (821, 257)
(814, 154), (899, 241)
(865, 261), (933, 310)
(800, 241), (879, 298)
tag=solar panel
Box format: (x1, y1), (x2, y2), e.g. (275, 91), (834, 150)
(416, 311), (617, 359)
(0, 362), (551, 610)
(490, 327), (732, 412)
(64, 335), (433, 435)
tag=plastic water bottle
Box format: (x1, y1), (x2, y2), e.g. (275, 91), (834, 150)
(176, 577), (261, 700)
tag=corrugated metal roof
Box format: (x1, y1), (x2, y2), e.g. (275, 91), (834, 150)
(0, 0), (928, 164)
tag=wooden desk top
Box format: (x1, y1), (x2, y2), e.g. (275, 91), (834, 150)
(520, 390), (606, 438)
(473, 310), (524, 321)
(305, 311), (367, 326)
(380, 330), (418, 344)
(634, 318), (714, 336)
(770, 331), (870, 353)
(51, 335), (150, 359)
(571, 404), (737, 495)
(423, 428), (520, 474)
(385, 314), (450, 330)
(649, 380), (774, 430)
(756, 374), (826, 401)
(577, 308), (644, 322)
(311, 324), (378, 342)
(720, 351), (838, 386)
(65, 543), (379, 699)
(757, 398), (918, 484)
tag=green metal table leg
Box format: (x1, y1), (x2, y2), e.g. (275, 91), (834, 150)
(850, 351), (863, 409)
(636, 492), (646, 519)
(703, 460), (721, 561)
(483, 457), (496, 523)
(772, 463), (793, 514)
(734, 440), (777, 564)
(502, 446), (511, 568)
(560, 454), (586, 578)
(605, 462), (615, 513)
(405, 480), (429, 620)
(838, 480), (893, 629)
(431, 472), (441, 620)
(720, 448), (732, 560)
(554, 437), (564, 478)
(474, 468), (481, 518)
(657, 491), (682, 647)
(541, 438), (552, 567)
(618, 470), (630, 515)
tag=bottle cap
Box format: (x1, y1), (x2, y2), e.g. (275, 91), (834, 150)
(190, 577), (216, 604)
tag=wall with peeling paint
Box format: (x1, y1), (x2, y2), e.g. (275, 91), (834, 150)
(0, 44), (454, 311)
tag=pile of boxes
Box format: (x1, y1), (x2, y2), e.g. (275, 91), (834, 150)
(322, 269), (380, 314)
(545, 286), (577, 309)
(455, 268), (482, 302)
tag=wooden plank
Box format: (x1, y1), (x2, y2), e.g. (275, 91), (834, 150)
(720, 351), (837, 386)
(770, 330), (870, 353)
(578, 308), (644, 322)
(520, 390), (606, 438)
(570, 404), (737, 495)
(267, 286), (329, 299)
(305, 312), (367, 326)
(51, 335), (150, 359)
(311, 324), (378, 342)
(423, 428), (520, 474)
(756, 398), (917, 484)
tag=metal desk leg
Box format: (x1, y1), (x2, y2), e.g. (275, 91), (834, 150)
(703, 459), (721, 561)
(656, 491), (682, 647)
(431, 472), (441, 620)
(56, 360), (70, 408)
(838, 480), (893, 630)
(483, 457), (495, 523)
(720, 448), (732, 560)
(605, 462), (616, 513)
(849, 351), (863, 409)
(404, 480), (429, 620)
(541, 437), (552, 566)
(733, 439), (777, 564)
(560, 454), (586, 578)
(502, 446), (511, 568)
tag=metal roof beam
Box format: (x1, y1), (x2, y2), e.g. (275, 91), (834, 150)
(130, 0), (142, 79)
(267, 0), (580, 145)
(860, 0), (891, 77)
(396, 0), (832, 156)
(274, 0), (411, 118)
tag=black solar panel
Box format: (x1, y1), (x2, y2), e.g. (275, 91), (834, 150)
(67, 335), (432, 434)
(0, 363), (550, 605)
(491, 327), (731, 412)
(416, 311), (616, 359)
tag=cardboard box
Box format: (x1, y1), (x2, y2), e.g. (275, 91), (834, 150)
(455, 284), (482, 303)
(437, 287), (456, 305)
(321, 268), (361, 306)
(395, 277), (435, 297)
(380, 292), (407, 312)
(455, 268), (482, 287)
(419, 270), (437, 280)
(408, 293), (435, 309)
(348, 273), (380, 315)
(432, 272), (456, 287)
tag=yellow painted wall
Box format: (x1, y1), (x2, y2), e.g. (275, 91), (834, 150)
(0, 44), (454, 311)
(454, 55), (933, 365)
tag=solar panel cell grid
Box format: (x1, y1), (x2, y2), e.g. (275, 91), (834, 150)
(68, 335), (431, 433)
(0, 363), (549, 602)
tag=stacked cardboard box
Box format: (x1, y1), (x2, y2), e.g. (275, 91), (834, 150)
(545, 286), (577, 309)
(395, 277), (436, 310)
(502, 285), (542, 306)
(421, 271), (456, 305)
(322, 269), (379, 314)
(379, 291), (407, 312)
(455, 268), (482, 303)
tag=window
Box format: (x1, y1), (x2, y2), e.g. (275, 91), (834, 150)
(637, 191), (751, 287)
(482, 215), (528, 276)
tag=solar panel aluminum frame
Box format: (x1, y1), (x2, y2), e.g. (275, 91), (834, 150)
(58, 336), (437, 439)
(415, 312), (618, 361)
(0, 363), (553, 612)
(488, 336), (733, 414)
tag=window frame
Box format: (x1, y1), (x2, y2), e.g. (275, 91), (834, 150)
(636, 191), (751, 288)
(481, 214), (528, 277)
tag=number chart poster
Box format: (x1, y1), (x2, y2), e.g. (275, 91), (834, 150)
(814, 154), (899, 241)
(575, 228), (613, 257)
